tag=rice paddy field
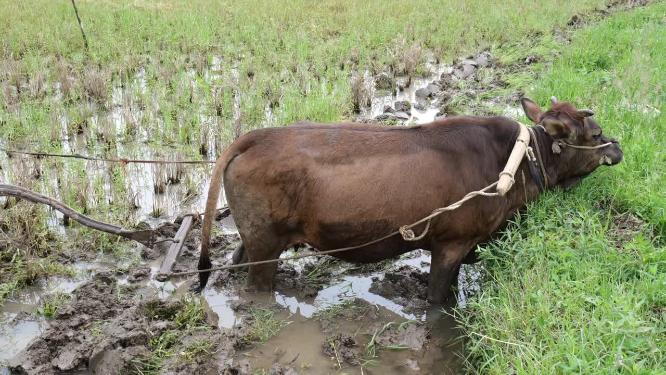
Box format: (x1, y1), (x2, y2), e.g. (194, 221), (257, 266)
(0, 0), (664, 374)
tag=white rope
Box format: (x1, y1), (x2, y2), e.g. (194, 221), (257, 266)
(398, 181), (499, 241)
(558, 141), (613, 150)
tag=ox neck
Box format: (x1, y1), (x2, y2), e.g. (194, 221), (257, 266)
(529, 125), (560, 189)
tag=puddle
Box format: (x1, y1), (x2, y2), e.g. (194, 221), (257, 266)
(0, 319), (47, 363)
(198, 246), (479, 373)
(368, 62), (451, 125)
(203, 287), (240, 329)
(277, 274), (417, 320)
(240, 301), (462, 374)
(0, 253), (188, 365)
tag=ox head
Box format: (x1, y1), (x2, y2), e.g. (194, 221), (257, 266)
(521, 97), (623, 188)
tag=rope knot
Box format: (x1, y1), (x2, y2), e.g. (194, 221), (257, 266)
(399, 219), (432, 242)
(399, 225), (415, 241)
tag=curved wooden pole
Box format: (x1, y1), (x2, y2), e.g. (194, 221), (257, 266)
(0, 184), (155, 247)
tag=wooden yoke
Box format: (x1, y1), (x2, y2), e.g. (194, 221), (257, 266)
(496, 123), (530, 196)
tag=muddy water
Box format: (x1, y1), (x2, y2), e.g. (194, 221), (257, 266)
(196, 244), (478, 374)
(0, 254), (185, 365)
(0, 55), (459, 225)
(242, 308), (461, 374)
(0, 232), (478, 373)
(0, 272), (86, 362)
(0, 60), (228, 225)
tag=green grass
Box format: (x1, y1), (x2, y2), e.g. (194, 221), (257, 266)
(0, 198), (136, 304)
(0, 0), (622, 299)
(244, 307), (290, 344)
(1, 0), (611, 148)
(181, 339), (216, 362)
(37, 292), (71, 319)
(134, 295), (212, 374)
(0, 201), (76, 304)
(460, 3), (665, 374)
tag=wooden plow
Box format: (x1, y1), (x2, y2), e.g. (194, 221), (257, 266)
(0, 183), (222, 281)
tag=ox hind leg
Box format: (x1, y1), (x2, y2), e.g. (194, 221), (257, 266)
(232, 243), (247, 265)
(240, 234), (289, 292)
(428, 240), (474, 304)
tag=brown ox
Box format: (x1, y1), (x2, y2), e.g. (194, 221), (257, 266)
(197, 97), (623, 303)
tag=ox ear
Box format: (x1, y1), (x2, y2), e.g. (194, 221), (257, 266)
(521, 97), (543, 123)
(541, 114), (572, 139)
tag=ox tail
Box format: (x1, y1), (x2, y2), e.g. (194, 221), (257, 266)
(197, 146), (238, 291)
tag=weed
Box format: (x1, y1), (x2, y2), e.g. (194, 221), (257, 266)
(181, 339), (215, 362)
(90, 319), (107, 338)
(55, 59), (75, 99)
(312, 299), (360, 321)
(350, 72), (370, 114)
(82, 67), (109, 104)
(0, 202), (72, 304)
(173, 296), (207, 330)
(395, 40), (424, 84)
(133, 296), (211, 374)
(244, 308), (290, 344)
(131, 330), (179, 374)
(37, 292), (71, 319)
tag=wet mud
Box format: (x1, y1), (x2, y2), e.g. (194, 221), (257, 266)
(1, 213), (470, 374)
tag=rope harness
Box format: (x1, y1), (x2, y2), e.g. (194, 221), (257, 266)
(527, 126), (549, 191)
(550, 137), (614, 154)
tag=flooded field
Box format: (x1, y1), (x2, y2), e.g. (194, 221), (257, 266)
(0, 56), (494, 374)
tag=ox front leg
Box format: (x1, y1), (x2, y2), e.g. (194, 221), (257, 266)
(428, 240), (472, 304)
(244, 238), (285, 293)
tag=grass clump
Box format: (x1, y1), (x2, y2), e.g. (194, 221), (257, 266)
(37, 292), (71, 319)
(181, 339), (216, 362)
(134, 295), (212, 374)
(0, 201), (73, 304)
(461, 3), (666, 373)
(244, 308), (290, 344)
(313, 299), (363, 322)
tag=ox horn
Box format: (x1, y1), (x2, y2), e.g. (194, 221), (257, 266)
(551, 96), (558, 105)
(578, 109), (595, 117)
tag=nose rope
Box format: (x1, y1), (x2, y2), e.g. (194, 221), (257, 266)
(535, 123), (614, 154)
(556, 141), (614, 150)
